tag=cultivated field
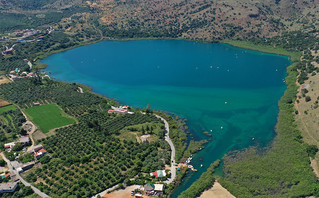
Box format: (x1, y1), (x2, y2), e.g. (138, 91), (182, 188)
(24, 104), (75, 133)
(0, 104), (16, 113)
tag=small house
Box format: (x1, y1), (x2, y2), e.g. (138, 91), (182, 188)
(33, 102), (40, 106)
(150, 170), (166, 178)
(4, 142), (15, 149)
(108, 109), (114, 114)
(154, 184), (164, 192)
(34, 148), (47, 160)
(144, 183), (155, 193)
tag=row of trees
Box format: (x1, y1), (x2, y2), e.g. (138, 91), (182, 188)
(0, 109), (26, 145)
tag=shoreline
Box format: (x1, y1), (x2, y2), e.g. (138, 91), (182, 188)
(36, 37), (299, 197)
(221, 40), (301, 62)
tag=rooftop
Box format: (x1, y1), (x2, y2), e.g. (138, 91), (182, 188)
(0, 182), (19, 190)
(19, 136), (30, 143)
(154, 184), (164, 191)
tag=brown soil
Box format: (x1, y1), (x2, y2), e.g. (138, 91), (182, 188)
(103, 185), (150, 198)
(32, 130), (47, 141)
(0, 76), (11, 85)
(199, 181), (235, 198)
(0, 100), (10, 107)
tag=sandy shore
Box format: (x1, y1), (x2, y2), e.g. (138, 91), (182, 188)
(199, 181), (235, 198)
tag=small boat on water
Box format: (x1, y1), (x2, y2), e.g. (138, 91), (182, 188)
(201, 164), (203, 168)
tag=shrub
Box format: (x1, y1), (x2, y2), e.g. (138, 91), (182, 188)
(305, 96), (311, 102)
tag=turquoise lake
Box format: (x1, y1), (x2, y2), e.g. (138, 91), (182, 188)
(42, 40), (291, 197)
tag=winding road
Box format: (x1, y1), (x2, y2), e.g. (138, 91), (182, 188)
(154, 114), (176, 184)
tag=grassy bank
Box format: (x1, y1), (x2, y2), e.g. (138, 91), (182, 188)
(222, 40), (301, 62)
(219, 61), (319, 197)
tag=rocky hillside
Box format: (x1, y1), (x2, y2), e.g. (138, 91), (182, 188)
(0, 0), (319, 40)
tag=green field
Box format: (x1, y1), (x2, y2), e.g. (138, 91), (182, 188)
(24, 104), (75, 133)
(0, 105), (16, 113)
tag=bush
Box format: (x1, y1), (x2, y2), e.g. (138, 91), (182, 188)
(305, 96), (311, 102)
(306, 144), (319, 159)
(12, 144), (23, 152)
(0, 159), (5, 166)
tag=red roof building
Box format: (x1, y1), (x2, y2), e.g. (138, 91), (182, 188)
(151, 171), (158, 177)
(38, 148), (47, 153)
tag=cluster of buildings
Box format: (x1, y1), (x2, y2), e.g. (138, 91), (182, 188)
(1, 44), (15, 55)
(108, 106), (135, 115)
(8, 29), (42, 38)
(17, 35), (45, 43)
(128, 183), (164, 197)
(8, 70), (37, 81)
(4, 136), (31, 150)
(0, 173), (10, 179)
(143, 183), (164, 196)
(0, 37), (9, 41)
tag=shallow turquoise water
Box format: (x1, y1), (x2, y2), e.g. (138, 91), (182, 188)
(42, 40), (291, 197)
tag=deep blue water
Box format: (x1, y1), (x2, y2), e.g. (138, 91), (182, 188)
(42, 40), (291, 197)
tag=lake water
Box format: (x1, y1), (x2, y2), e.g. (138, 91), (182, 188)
(42, 40), (291, 197)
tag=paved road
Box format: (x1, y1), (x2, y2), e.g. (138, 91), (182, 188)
(24, 121), (37, 152)
(1, 152), (50, 198)
(154, 114), (176, 184)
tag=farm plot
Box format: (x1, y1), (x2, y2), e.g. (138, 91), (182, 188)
(24, 104), (75, 133)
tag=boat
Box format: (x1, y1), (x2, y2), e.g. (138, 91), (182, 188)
(201, 164), (203, 168)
